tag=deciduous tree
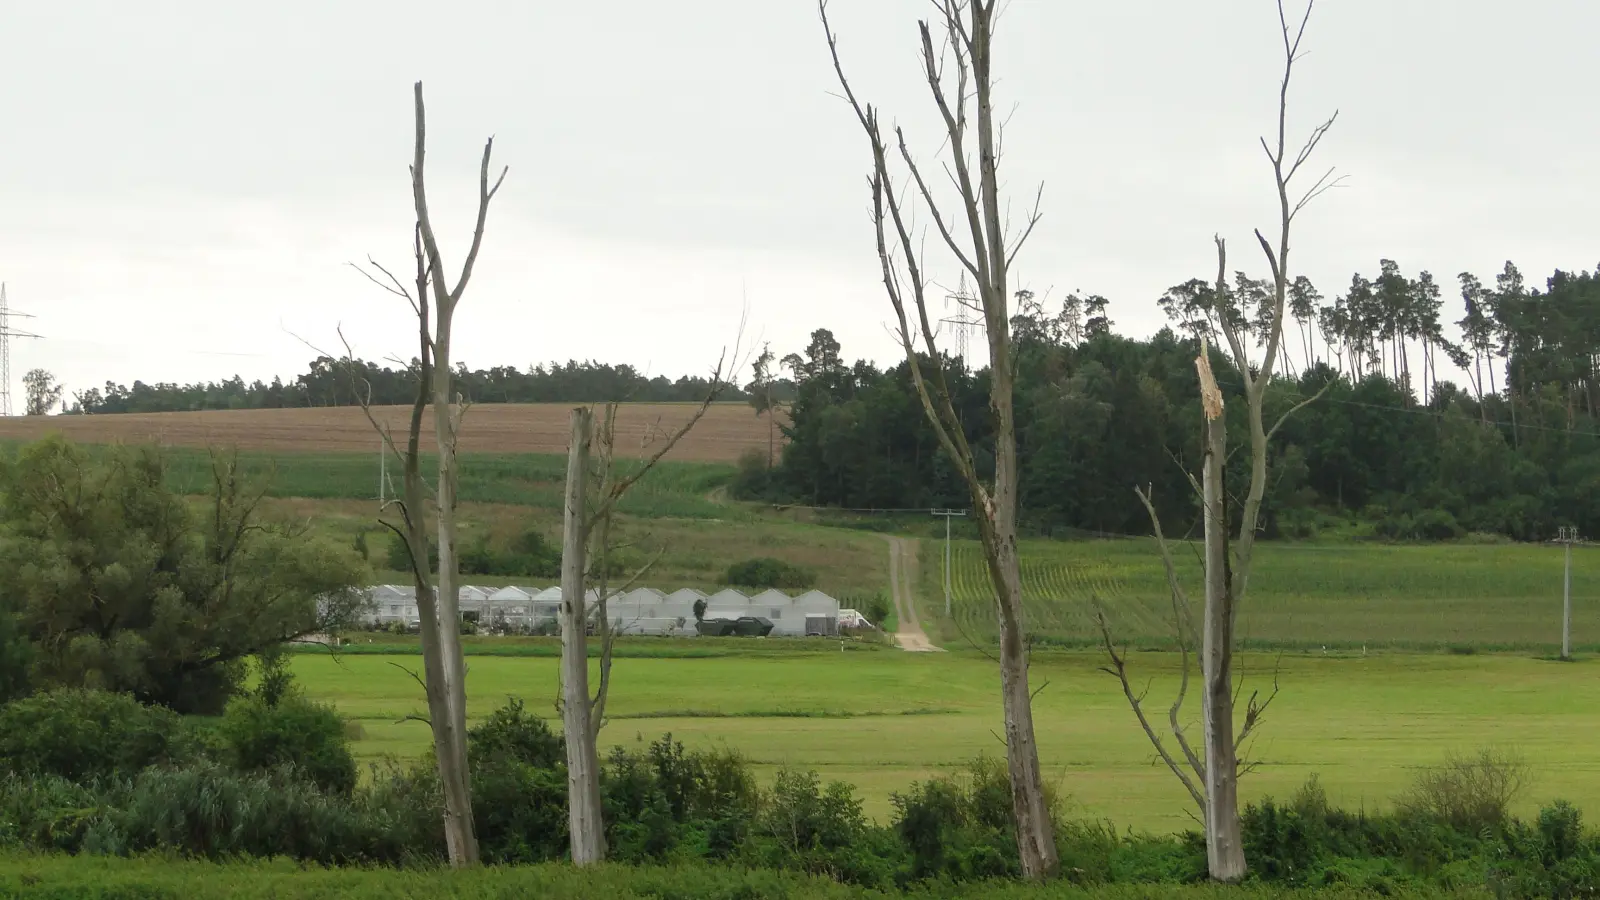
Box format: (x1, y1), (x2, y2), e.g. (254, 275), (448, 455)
(21, 369), (61, 416)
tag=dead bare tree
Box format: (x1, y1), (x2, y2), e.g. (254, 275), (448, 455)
(1097, 0), (1337, 882)
(558, 365), (732, 865)
(819, 0), (1057, 878)
(410, 78), (506, 867)
(338, 81), (506, 867)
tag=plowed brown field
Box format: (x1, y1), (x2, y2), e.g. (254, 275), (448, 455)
(0, 403), (786, 462)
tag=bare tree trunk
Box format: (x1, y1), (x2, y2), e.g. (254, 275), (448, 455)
(559, 407), (605, 865)
(989, 509), (1056, 873)
(405, 79), (504, 865)
(1196, 351), (1244, 881)
(428, 330), (477, 864)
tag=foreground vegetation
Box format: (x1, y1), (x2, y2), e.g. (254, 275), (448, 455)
(0, 854), (1493, 899)
(2, 677), (1597, 898)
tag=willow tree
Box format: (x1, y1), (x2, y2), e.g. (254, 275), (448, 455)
(819, 0), (1057, 878)
(1098, 0), (1338, 882)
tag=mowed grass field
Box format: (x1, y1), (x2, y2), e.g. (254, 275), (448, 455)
(294, 649), (1600, 834)
(922, 537), (1599, 653)
(0, 402), (783, 460)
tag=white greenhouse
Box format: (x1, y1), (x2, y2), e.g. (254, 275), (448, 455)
(356, 584), (841, 637)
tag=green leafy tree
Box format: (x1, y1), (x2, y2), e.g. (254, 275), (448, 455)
(0, 437), (370, 713)
(21, 369), (62, 416)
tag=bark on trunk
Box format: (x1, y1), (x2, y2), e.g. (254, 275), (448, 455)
(430, 330), (478, 865)
(984, 348), (1060, 879)
(559, 407), (606, 865)
(1199, 397), (1244, 882)
(991, 531), (1058, 877)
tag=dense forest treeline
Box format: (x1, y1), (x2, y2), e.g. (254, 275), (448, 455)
(740, 259), (1600, 543)
(66, 359), (789, 414)
(58, 258), (1600, 542)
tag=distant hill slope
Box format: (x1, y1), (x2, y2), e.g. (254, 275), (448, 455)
(0, 402), (787, 462)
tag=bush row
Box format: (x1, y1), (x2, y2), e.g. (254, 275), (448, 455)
(4, 687), (1600, 896)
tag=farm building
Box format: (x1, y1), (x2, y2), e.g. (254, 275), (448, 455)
(356, 585), (841, 637)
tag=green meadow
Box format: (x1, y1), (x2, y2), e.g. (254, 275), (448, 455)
(924, 537), (1594, 654)
(294, 649), (1600, 835)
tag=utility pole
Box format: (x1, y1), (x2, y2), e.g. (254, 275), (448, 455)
(0, 284), (42, 417)
(1559, 525), (1578, 660)
(930, 509), (967, 618)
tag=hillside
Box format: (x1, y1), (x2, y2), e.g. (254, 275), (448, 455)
(0, 402), (786, 462)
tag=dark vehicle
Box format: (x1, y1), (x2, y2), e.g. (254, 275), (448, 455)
(732, 616), (774, 637)
(695, 618), (737, 637)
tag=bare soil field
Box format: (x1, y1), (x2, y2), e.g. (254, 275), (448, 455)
(0, 403), (785, 462)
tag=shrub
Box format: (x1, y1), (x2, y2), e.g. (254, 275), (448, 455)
(467, 698), (563, 769)
(0, 689), (184, 781)
(0, 771), (105, 851)
(603, 734), (759, 864)
(729, 447), (776, 501)
(890, 756), (1062, 883)
(1396, 747), (1528, 831)
(98, 762), (400, 864)
(385, 533), (438, 573)
(472, 751), (568, 865)
(747, 768), (895, 886)
(844, 592), (892, 627)
(217, 694), (358, 795)
(459, 529), (562, 578)
(726, 557), (817, 590)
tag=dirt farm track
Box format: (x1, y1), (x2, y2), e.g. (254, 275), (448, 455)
(0, 403), (783, 463)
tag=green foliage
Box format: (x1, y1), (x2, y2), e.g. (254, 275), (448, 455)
(217, 694), (358, 795)
(461, 698), (568, 865)
(385, 532), (437, 574)
(604, 734), (759, 864)
(771, 271), (1600, 544)
(92, 763), (407, 864)
(467, 698), (563, 770)
(725, 557), (817, 590)
(846, 592), (892, 627)
(0, 438), (369, 713)
(730, 447), (777, 501)
(253, 646), (295, 709)
(390, 528), (561, 579)
(0, 689), (185, 781)
(746, 768), (894, 886)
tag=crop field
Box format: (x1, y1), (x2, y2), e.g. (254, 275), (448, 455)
(294, 649), (1600, 834)
(0, 402), (782, 461)
(923, 537), (1598, 653)
(269, 495), (892, 598)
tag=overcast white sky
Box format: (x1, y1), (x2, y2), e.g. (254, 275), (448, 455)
(0, 1), (1594, 402)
